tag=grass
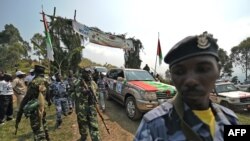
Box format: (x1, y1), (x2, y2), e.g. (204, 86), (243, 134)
(0, 105), (80, 141)
(236, 112), (250, 125)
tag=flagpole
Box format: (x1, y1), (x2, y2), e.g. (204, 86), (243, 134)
(41, 6), (50, 76)
(154, 32), (159, 75)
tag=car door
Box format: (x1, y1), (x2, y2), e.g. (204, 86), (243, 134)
(114, 70), (125, 102)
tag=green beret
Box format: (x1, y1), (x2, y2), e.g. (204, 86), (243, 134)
(34, 65), (46, 74)
(164, 31), (219, 67)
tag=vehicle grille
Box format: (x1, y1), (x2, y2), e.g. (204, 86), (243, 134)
(156, 92), (174, 99)
(240, 97), (250, 103)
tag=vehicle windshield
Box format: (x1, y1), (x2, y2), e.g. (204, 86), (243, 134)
(95, 67), (107, 72)
(215, 83), (238, 93)
(125, 70), (155, 81)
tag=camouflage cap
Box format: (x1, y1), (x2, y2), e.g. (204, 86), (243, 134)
(164, 31), (219, 68)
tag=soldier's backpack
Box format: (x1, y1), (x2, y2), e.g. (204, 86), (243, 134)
(23, 99), (40, 117)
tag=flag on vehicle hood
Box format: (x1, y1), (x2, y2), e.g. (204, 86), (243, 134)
(129, 81), (175, 95)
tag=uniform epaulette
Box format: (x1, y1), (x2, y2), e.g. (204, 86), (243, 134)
(143, 102), (173, 122)
(212, 103), (238, 119)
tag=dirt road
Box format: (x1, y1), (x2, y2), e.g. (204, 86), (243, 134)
(68, 97), (141, 141)
(97, 99), (141, 141)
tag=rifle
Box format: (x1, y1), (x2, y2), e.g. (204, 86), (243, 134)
(14, 126), (18, 135)
(15, 110), (23, 135)
(87, 82), (110, 134)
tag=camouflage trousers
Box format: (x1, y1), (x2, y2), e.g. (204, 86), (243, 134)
(54, 97), (69, 121)
(29, 111), (50, 141)
(75, 98), (101, 141)
(67, 96), (75, 109)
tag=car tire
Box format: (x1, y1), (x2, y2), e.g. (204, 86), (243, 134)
(125, 97), (142, 120)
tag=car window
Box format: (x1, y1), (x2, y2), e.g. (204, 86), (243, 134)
(107, 69), (123, 80)
(215, 83), (238, 93)
(125, 70), (155, 81)
(95, 67), (107, 73)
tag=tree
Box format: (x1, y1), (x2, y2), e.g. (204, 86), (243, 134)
(0, 24), (31, 70)
(31, 33), (46, 61)
(0, 24), (23, 44)
(218, 48), (233, 78)
(124, 39), (143, 69)
(49, 17), (83, 75)
(230, 37), (250, 81)
(231, 76), (238, 84)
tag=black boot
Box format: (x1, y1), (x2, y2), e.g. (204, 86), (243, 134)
(55, 119), (62, 129)
(45, 131), (50, 141)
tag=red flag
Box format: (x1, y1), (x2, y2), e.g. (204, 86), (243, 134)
(157, 38), (162, 65)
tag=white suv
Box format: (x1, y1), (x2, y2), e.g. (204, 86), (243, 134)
(210, 82), (250, 111)
(92, 66), (108, 76)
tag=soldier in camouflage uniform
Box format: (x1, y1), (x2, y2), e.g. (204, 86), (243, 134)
(71, 68), (101, 141)
(16, 65), (51, 141)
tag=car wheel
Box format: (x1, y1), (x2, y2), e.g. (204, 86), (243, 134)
(220, 101), (230, 109)
(125, 97), (142, 120)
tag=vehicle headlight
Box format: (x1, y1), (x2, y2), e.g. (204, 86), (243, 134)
(140, 91), (157, 101)
(228, 98), (240, 103)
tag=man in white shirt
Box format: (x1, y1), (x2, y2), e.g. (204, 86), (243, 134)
(0, 69), (6, 125)
(0, 74), (14, 125)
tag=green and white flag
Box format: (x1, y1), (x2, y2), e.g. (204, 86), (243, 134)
(42, 11), (54, 61)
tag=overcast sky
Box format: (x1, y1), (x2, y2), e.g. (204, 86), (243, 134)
(1, 0), (250, 81)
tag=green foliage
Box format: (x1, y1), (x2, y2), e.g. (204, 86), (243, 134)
(230, 37), (250, 80)
(125, 39), (143, 69)
(31, 33), (46, 61)
(231, 76), (239, 84)
(0, 24), (31, 71)
(236, 113), (250, 125)
(49, 17), (83, 75)
(218, 48), (233, 77)
(103, 62), (118, 70)
(79, 58), (117, 70)
(0, 24), (23, 44)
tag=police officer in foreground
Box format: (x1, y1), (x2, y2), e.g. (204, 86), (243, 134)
(71, 68), (101, 141)
(134, 32), (239, 141)
(16, 65), (51, 141)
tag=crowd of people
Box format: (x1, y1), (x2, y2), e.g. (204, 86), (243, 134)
(0, 65), (108, 141)
(1, 31), (240, 141)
